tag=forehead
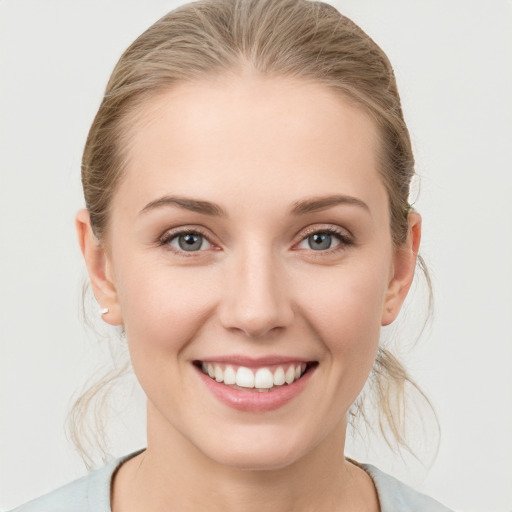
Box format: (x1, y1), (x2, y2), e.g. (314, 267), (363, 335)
(117, 74), (386, 215)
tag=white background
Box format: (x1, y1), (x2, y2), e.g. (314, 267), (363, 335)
(1, 1), (511, 510)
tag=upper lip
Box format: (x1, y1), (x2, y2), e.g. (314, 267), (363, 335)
(195, 355), (316, 368)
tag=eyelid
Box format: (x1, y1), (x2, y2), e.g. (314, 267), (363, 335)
(296, 224), (352, 241)
(159, 226), (219, 257)
(293, 224), (354, 252)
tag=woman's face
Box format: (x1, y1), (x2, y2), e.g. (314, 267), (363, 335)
(84, 74), (417, 470)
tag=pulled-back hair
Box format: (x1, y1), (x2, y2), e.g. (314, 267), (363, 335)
(72, 0), (435, 467)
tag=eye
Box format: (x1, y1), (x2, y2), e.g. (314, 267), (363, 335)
(164, 230), (213, 252)
(296, 227), (351, 252)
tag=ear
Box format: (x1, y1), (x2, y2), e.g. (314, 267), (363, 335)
(75, 209), (123, 326)
(381, 211), (422, 326)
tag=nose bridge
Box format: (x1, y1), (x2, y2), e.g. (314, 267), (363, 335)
(219, 240), (293, 338)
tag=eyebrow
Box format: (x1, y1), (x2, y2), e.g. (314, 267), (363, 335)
(140, 195), (227, 217)
(139, 193), (370, 217)
(290, 194), (370, 215)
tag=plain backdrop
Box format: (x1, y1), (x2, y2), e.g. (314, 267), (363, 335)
(1, 1), (511, 510)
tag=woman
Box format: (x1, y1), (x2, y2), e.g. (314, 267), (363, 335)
(8, 0), (453, 510)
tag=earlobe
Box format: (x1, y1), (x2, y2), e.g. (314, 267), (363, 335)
(75, 209), (123, 326)
(381, 212), (422, 326)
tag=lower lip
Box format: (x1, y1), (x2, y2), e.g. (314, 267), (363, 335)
(195, 365), (316, 412)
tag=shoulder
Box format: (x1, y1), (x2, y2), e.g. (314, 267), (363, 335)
(360, 463), (454, 512)
(5, 451), (144, 512)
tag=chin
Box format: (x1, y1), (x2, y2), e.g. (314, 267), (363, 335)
(210, 447), (300, 472)
(199, 427), (307, 471)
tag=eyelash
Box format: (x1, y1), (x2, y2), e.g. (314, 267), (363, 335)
(159, 228), (214, 258)
(158, 225), (354, 258)
(298, 226), (354, 254)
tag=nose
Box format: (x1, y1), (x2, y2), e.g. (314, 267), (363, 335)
(218, 246), (294, 338)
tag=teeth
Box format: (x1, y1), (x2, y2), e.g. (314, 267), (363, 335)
(273, 367), (285, 386)
(223, 365), (236, 385)
(254, 368), (274, 389)
(236, 367), (255, 388)
(201, 362), (308, 389)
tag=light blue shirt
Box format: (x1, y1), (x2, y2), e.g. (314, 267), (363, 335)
(7, 450), (453, 512)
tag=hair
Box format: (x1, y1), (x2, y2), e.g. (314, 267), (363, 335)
(71, 0), (436, 467)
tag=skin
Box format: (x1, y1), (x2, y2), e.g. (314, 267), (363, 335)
(76, 71), (421, 511)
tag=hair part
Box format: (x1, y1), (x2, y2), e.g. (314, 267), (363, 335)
(73, 0), (436, 465)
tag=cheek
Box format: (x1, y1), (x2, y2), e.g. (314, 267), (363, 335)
(116, 263), (217, 365)
(280, 261), (390, 431)
(297, 261), (388, 371)
(116, 264), (223, 420)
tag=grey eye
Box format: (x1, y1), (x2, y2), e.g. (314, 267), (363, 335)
(170, 233), (211, 252)
(308, 233), (332, 250)
(297, 232), (342, 251)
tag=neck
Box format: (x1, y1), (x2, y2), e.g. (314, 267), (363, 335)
(112, 403), (378, 512)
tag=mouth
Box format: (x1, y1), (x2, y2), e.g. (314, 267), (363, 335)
(193, 360), (318, 393)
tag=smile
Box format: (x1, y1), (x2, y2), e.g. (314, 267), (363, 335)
(193, 358), (318, 411)
(198, 362), (309, 392)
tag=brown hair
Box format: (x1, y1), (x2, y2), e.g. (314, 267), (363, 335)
(73, 0), (435, 466)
